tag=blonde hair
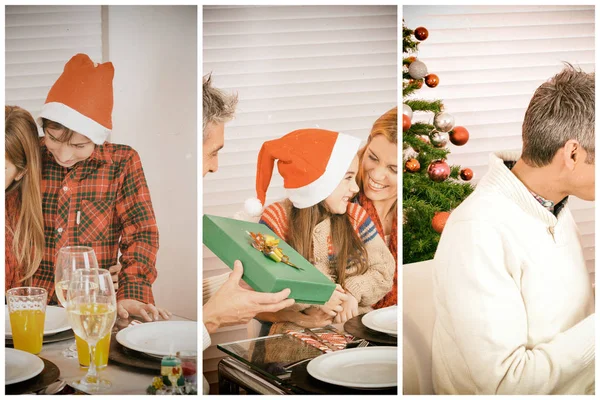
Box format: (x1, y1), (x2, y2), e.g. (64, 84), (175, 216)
(356, 107), (398, 207)
(202, 74), (237, 141)
(5, 106), (44, 283)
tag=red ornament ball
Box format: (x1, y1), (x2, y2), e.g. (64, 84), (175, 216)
(405, 158), (420, 172)
(403, 114), (412, 131)
(414, 27), (429, 41)
(407, 56), (416, 63)
(450, 126), (470, 146)
(425, 74), (439, 88)
(432, 211), (450, 234)
(460, 168), (474, 181)
(427, 160), (450, 182)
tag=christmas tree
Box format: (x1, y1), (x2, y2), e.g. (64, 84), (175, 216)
(402, 23), (474, 264)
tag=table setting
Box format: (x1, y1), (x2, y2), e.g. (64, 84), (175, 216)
(5, 246), (198, 395)
(216, 305), (398, 395)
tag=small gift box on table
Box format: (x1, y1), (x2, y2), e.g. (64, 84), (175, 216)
(203, 214), (335, 304)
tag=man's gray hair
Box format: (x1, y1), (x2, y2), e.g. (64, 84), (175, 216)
(522, 63), (595, 166)
(203, 74), (238, 142)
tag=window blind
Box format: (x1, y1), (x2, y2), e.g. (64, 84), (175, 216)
(5, 5), (103, 114)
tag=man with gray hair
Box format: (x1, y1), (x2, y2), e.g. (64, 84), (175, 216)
(201, 75), (295, 393)
(432, 64), (595, 394)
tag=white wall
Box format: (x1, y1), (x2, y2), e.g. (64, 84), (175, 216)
(403, 5), (595, 278)
(107, 6), (198, 319)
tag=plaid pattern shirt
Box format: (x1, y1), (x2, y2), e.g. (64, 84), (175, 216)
(33, 140), (159, 304)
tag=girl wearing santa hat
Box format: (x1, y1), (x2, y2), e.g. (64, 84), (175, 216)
(245, 128), (395, 335)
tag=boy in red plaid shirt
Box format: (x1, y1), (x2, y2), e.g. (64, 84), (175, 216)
(32, 53), (170, 321)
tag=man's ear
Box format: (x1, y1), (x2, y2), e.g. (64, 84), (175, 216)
(562, 139), (580, 170)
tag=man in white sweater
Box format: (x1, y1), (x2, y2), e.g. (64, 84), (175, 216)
(432, 65), (595, 394)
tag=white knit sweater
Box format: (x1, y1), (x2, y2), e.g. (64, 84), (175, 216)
(432, 152), (595, 395)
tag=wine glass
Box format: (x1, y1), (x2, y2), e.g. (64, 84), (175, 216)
(66, 268), (117, 393)
(55, 246), (99, 358)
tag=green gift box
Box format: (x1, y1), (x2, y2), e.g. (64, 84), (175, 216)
(203, 214), (335, 304)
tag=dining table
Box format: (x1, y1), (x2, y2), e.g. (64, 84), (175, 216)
(6, 313), (196, 395)
(216, 315), (398, 395)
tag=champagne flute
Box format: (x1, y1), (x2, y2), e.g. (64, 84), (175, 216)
(55, 246), (99, 358)
(66, 268), (117, 393)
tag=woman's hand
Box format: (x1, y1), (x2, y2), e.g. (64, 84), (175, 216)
(334, 293), (359, 324)
(319, 285), (348, 317)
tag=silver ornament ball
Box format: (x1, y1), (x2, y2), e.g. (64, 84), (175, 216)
(402, 104), (413, 120)
(408, 60), (428, 80)
(430, 131), (449, 148)
(433, 112), (455, 133)
(403, 145), (418, 162)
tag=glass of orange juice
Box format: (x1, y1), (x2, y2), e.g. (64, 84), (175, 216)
(7, 287), (48, 354)
(76, 331), (111, 369)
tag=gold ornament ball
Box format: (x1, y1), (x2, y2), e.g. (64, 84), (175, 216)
(405, 158), (420, 172)
(460, 168), (474, 181)
(432, 211), (450, 234)
(403, 114), (412, 131)
(425, 74), (439, 88)
(450, 126), (470, 146)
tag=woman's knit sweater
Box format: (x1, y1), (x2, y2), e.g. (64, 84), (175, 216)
(355, 191), (397, 308)
(432, 152), (595, 394)
(260, 199), (395, 314)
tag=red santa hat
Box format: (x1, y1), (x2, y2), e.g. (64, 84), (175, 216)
(36, 53), (114, 144)
(245, 128), (361, 216)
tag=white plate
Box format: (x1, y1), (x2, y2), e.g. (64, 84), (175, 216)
(361, 306), (397, 336)
(116, 321), (197, 356)
(5, 348), (45, 385)
(307, 346), (397, 388)
(5, 305), (71, 337)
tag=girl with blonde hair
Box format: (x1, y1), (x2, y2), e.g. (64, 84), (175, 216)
(5, 105), (44, 290)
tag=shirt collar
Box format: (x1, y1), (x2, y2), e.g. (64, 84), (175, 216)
(501, 154), (568, 218)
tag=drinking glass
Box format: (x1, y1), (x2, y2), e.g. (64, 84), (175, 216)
(54, 246), (99, 358)
(66, 268), (117, 393)
(6, 287), (47, 354)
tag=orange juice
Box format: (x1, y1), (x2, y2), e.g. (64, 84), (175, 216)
(9, 309), (45, 354)
(76, 332), (111, 368)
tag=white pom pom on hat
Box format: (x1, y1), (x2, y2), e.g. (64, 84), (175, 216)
(244, 197), (264, 217)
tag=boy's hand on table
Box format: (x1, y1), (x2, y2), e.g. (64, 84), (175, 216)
(117, 299), (172, 322)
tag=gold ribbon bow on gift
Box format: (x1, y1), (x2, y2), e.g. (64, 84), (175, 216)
(246, 231), (303, 270)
